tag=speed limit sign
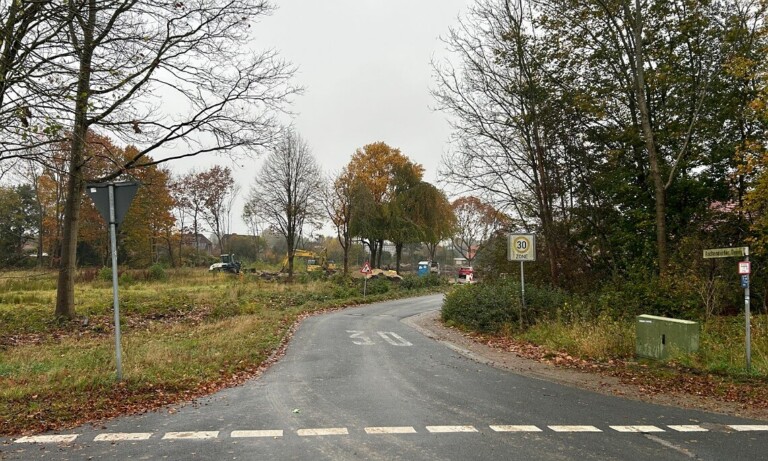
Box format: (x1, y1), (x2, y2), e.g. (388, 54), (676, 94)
(508, 234), (536, 261)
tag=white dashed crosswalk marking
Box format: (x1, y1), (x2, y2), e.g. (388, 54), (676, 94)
(610, 425), (665, 433)
(11, 421), (763, 444)
(297, 428), (349, 436)
(162, 431), (219, 440)
(231, 430), (283, 438)
(548, 425), (602, 433)
(668, 425), (708, 432)
(426, 425), (478, 433)
(490, 425), (542, 432)
(728, 425), (768, 431)
(365, 426), (417, 434)
(15, 435), (78, 444)
(94, 433), (153, 441)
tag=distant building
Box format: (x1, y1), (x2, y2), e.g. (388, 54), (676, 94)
(181, 233), (213, 254)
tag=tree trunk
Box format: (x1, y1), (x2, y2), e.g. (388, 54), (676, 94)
(376, 239), (384, 268)
(55, 154), (85, 319)
(54, 0), (96, 320)
(395, 242), (403, 274)
(630, 0), (668, 274)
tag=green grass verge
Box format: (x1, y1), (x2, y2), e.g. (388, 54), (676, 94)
(0, 269), (446, 435)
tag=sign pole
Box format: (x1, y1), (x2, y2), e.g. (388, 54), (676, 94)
(520, 261), (526, 329)
(745, 249), (751, 372)
(705, 246), (753, 372)
(108, 185), (123, 382)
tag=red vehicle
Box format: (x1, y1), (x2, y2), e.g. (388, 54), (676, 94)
(457, 267), (474, 284)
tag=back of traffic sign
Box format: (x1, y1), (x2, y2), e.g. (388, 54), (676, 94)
(86, 181), (140, 226)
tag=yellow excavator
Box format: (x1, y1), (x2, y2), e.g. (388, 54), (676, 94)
(280, 248), (337, 273)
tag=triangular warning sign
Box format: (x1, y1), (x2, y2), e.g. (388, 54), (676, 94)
(361, 261), (371, 273)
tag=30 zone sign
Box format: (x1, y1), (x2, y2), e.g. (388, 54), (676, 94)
(508, 234), (536, 261)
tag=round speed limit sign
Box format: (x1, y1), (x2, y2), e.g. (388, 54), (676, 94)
(508, 234), (536, 261)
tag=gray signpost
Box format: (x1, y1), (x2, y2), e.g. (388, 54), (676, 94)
(703, 246), (751, 371)
(86, 181), (140, 381)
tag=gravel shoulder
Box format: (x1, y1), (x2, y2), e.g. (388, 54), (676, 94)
(405, 309), (768, 421)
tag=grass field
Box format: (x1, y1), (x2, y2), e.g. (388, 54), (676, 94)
(0, 268), (441, 435)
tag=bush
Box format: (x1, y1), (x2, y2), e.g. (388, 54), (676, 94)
(400, 274), (444, 290)
(584, 271), (701, 321)
(119, 271), (134, 284)
(147, 263), (167, 281)
(442, 278), (567, 333)
(98, 266), (112, 281)
(365, 278), (390, 295)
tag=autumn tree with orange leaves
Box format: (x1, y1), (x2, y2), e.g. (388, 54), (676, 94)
(346, 142), (424, 268)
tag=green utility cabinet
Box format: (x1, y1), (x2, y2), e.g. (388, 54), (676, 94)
(636, 314), (699, 360)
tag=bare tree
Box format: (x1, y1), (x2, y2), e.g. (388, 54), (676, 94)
(245, 131), (322, 280)
(452, 196), (507, 267)
(199, 166), (238, 254)
(0, 0), (70, 162)
(323, 168), (355, 275)
(433, 0), (578, 285)
(42, 0), (298, 318)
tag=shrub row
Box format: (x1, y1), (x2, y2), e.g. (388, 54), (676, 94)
(441, 278), (566, 333)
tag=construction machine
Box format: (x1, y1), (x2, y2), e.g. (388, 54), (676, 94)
(209, 254), (241, 274)
(281, 248), (336, 273)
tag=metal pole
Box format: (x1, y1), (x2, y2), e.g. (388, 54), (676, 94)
(520, 261), (526, 329)
(745, 248), (751, 372)
(109, 185), (123, 382)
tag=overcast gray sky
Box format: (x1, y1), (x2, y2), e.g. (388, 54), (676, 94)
(190, 0), (472, 234)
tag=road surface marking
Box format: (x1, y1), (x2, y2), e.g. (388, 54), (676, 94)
(231, 430), (283, 438)
(377, 331), (413, 346)
(426, 425), (478, 433)
(94, 433), (153, 441)
(645, 434), (698, 458)
(297, 428), (349, 436)
(15, 435), (78, 444)
(548, 425), (602, 432)
(610, 425), (665, 433)
(490, 425), (542, 432)
(162, 431), (219, 440)
(365, 426), (418, 434)
(347, 330), (375, 345)
(668, 425), (708, 432)
(728, 425), (768, 431)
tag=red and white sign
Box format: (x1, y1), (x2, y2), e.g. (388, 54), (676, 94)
(738, 261), (751, 275)
(361, 261), (372, 274)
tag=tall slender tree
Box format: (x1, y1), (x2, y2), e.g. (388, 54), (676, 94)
(245, 131), (322, 280)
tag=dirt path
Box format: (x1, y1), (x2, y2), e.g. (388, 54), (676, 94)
(405, 310), (768, 421)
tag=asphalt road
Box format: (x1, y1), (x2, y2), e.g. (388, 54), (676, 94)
(2, 294), (767, 460)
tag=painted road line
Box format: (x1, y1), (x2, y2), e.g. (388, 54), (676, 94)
(377, 331), (413, 346)
(548, 425), (602, 433)
(15, 435), (78, 444)
(667, 425), (708, 432)
(490, 425), (543, 432)
(297, 428), (349, 436)
(162, 431), (219, 440)
(728, 425), (768, 432)
(231, 430), (283, 438)
(94, 433), (153, 441)
(365, 426), (418, 434)
(610, 425), (665, 433)
(426, 425), (478, 433)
